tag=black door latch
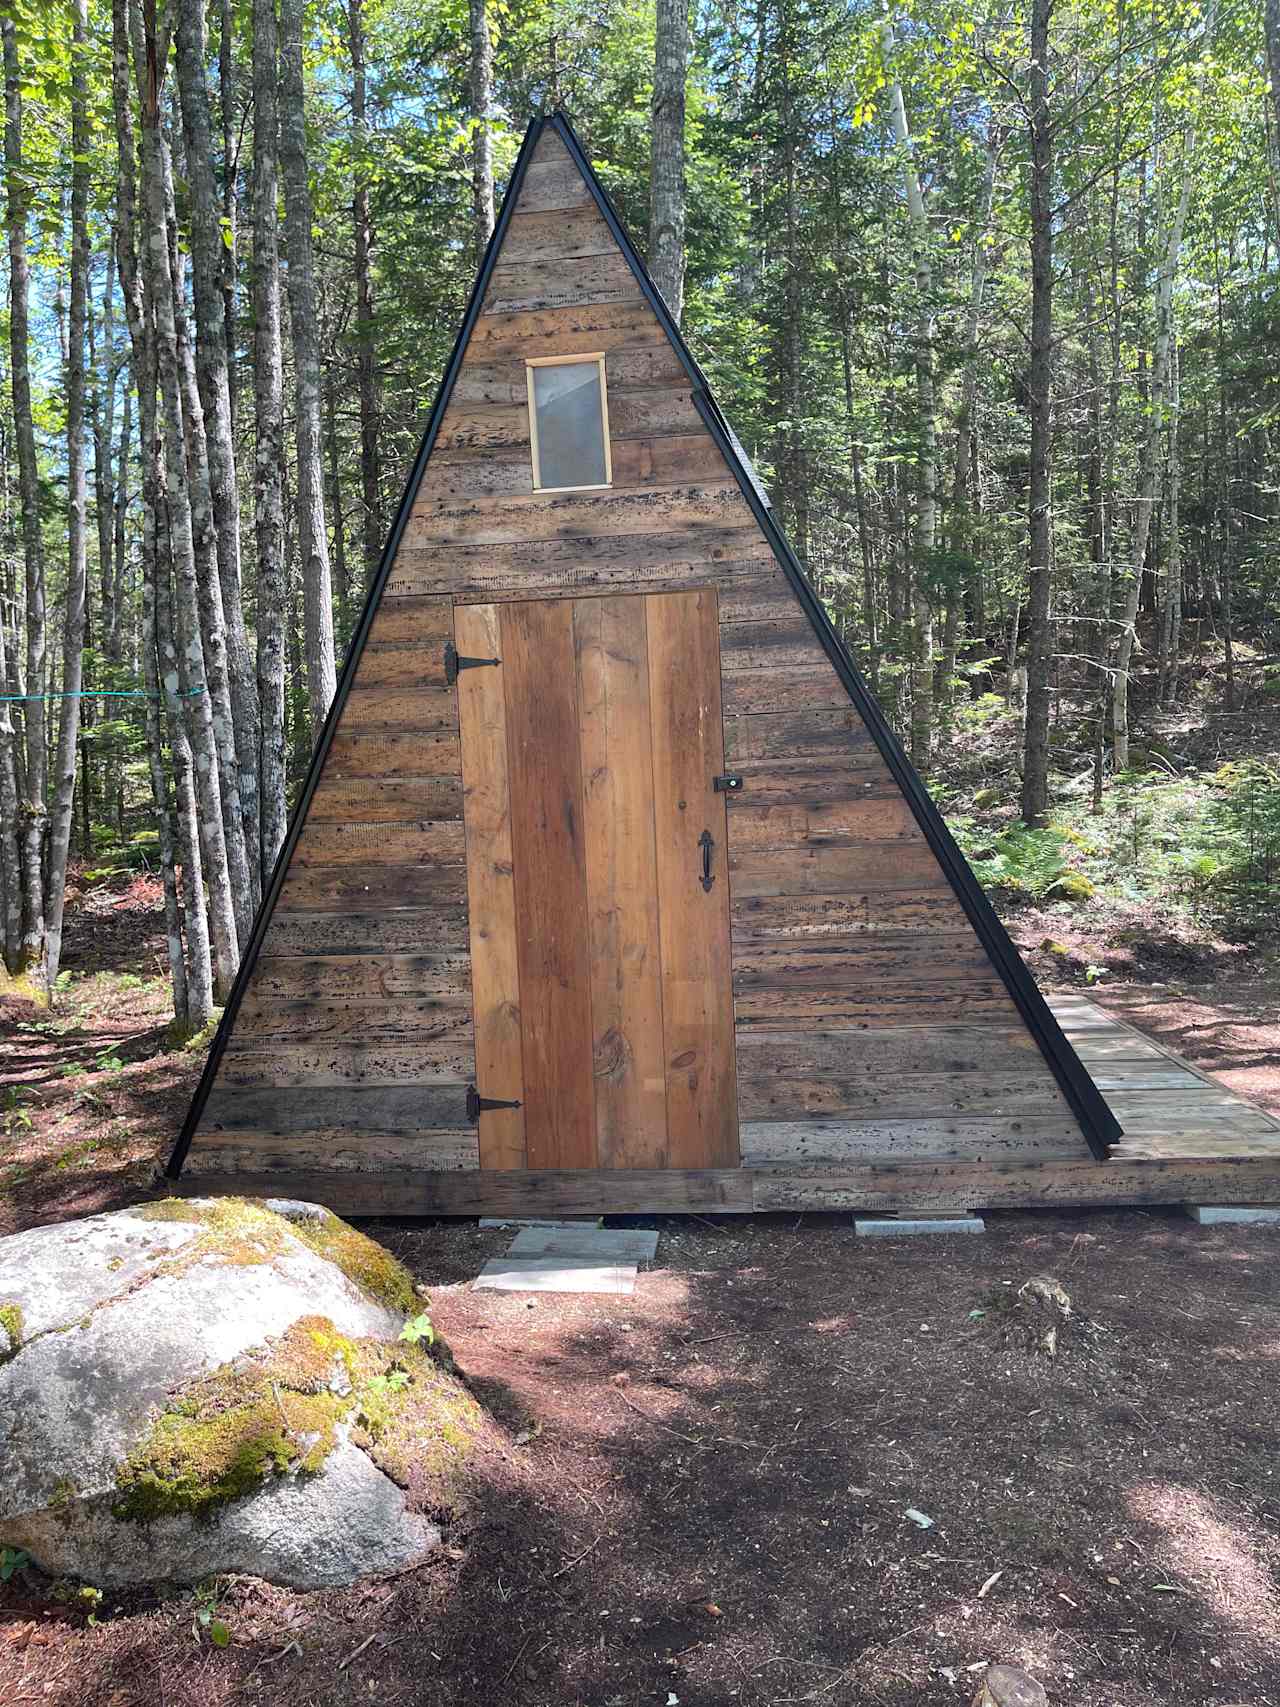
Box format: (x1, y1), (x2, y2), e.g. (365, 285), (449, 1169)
(466, 1085), (523, 1124)
(713, 773), (744, 792)
(445, 640), (501, 686)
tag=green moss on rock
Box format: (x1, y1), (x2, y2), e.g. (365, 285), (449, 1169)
(348, 1341), (484, 1519)
(113, 1317), (353, 1524)
(1047, 872), (1096, 902)
(0, 1301), (24, 1359)
(133, 1198), (418, 1315)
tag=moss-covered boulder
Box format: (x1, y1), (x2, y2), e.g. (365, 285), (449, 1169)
(0, 1198), (471, 1589)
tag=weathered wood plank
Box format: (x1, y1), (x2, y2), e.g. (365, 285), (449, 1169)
(727, 798), (920, 849)
(750, 1157), (1280, 1212)
(722, 666), (850, 716)
(234, 994), (472, 1043)
(250, 951), (470, 1000)
(736, 1070), (1070, 1122)
(202, 1085), (473, 1136)
(260, 907), (469, 955)
(733, 984), (1020, 1025)
(482, 251), (642, 315)
(647, 588), (740, 1167)
(407, 482), (748, 548)
(465, 300), (671, 359)
(717, 616), (816, 672)
(497, 206), (625, 264)
(176, 1167), (757, 1216)
(731, 891), (961, 938)
(348, 645), (450, 688)
(740, 1116), (1087, 1164)
(325, 730), (461, 779)
(361, 595), (453, 649)
(291, 822), (466, 868)
(433, 389), (703, 453)
(731, 933), (989, 990)
(724, 708), (870, 762)
(277, 862), (467, 912)
(387, 527), (771, 596)
(304, 775), (465, 825)
(447, 344), (688, 406)
(456, 602), (526, 1171)
(728, 841), (950, 897)
(733, 1024), (1042, 1079)
(338, 686), (458, 734)
(184, 1130), (480, 1173)
(501, 598), (598, 1168)
(574, 594), (668, 1166)
(416, 433), (726, 505)
(218, 1037), (475, 1088)
(513, 157), (595, 215)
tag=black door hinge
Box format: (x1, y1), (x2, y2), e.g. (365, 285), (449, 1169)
(466, 1085), (523, 1124)
(445, 640), (501, 686)
(713, 773), (744, 793)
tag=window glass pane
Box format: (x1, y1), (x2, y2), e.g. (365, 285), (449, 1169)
(532, 361), (608, 489)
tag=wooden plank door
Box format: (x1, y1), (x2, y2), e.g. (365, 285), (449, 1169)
(456, 589), (739, 1171)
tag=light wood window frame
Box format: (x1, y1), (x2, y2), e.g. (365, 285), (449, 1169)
(526, 353), (613, 494)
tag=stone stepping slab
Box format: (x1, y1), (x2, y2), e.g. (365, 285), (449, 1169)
(507, 1226), (659, 1263)
(473, 1256), (637, 1296)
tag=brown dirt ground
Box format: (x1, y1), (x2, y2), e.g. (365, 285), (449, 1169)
(2, 885), (1280, 1706)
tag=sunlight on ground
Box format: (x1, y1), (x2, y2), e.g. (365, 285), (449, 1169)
(1128, 1483), (1280, 1651)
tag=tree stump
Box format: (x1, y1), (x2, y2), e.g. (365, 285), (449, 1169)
(972, 1663), (1049, 1707)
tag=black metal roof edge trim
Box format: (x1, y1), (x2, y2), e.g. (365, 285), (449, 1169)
(165, 115), (551, 1180)
(548, 111), (1120, 1157)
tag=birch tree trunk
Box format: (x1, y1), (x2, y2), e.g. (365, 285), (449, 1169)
(1157, 338), (1181, 706)
(350, 0), (383, 584)
(164, 112), (255, 950)
(468, 0), (495, 260)
(1020, 0), (1055, 826)
(132, 0), (240, 996)
(45, 0), (92, 994)
(0, 581), (22, 969)
(1111, 11), (1211, 770)
(252, 0), (288, 877)
(1266, 0), (1280, 143)
(649, 0), (689, 322)
(879, 13), (936, 772)
(279, 0), (338, 739)
(175, 0), (262, 909)
(3, 18), (48, 974)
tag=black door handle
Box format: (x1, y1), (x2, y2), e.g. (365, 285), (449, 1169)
(699, 829), (715, 892)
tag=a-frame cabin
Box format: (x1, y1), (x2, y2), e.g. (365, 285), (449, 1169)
(169, 110), (1133, 1219)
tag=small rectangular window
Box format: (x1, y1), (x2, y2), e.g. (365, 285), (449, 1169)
(527, 355), (611, 492)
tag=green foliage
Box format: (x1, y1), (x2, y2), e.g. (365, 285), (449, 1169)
(400, 1311), (435, 1346)
(960, 825), (1073, 898)
(0, 1548), (31, 1582)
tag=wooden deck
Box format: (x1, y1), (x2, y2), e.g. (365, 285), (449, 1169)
(1049, 992), (1280, 1164)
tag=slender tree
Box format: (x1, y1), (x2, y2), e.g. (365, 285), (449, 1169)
(468, 0), (495, 260)
(3, 17), (47, 974)
(350, 0), (383, 584)
(45, 0), (92, 993)
(253, 0), (288, 876)
(279, 0), (338, 737)
(649, 0), (689, 321)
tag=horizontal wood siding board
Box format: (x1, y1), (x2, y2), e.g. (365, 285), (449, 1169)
(184, 1132), (480, 1173)
(304, 776), (465, 824)
(326, 731), (461, 778)
(233, 996), (472, 1043)
(202, 1085), (473, 1136)
(277, 863), (467, 912)
(736, 1072), (1069, 1122)
(175, 1168), (756, 1216)
(740, 1116), (1088, 1164)
(730, 892), (966, 937)
(260, 908), (469, 956)
(733, 1024), (1044, 1077)
(174, 1156), (1280, 1215)
(407, 483), (748, 548)
(290, 823), (466, 867)
(219, 1041), (476, 1089)
(733, 986), (1020, 1025)
(250, 952), (472, 998)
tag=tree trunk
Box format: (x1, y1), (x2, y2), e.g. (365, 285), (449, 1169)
(279, 0), (338, 740)
(1266, 0), (1280, 144)
(1111, 12), (1210, 770)
(880, 13), (936, 773)
(175, 0), (262, 911)
(349, 0), (383, 585)
(1020, 0), (1054, 827)
(1157, 338), (1181, 707)
(45, 0), (92, 994)
(3, 18), (48, 975)
(0, 566), (22, 970)
(132, 0), (240, 996)
(468, 0), (495, 260)
(252, 0), (288, 878)
(648, 0), (689, 322)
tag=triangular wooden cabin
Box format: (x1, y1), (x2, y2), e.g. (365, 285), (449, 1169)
(174, 107), (1280, 1223)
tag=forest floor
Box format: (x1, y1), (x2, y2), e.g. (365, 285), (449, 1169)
(2, 869), (1280, 1704)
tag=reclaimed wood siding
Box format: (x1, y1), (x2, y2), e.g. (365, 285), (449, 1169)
(181, 124), (1090, 1185)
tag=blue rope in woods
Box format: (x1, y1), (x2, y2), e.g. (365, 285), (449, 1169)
(0, 688), (206, 702)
